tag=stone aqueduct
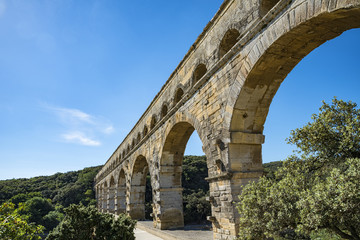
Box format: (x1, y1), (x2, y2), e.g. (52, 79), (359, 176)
(94, 0), (360, 239)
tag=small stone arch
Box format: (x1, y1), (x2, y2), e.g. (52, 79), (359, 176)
(132, 139), (136, 149)
(122, 150), (126, 159)
(143, 125), (148, 137)
(192, 63), (207, 85)
(259, 0), (281, 17)
(161, 103), (168, 119)
(137, 132), (141, 145)
(174, 87), (184, 105)
(219, 28), (240, 59)
(150, 115), (157, 130)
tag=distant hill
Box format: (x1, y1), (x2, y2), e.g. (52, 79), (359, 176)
(0, 165), (102, 207)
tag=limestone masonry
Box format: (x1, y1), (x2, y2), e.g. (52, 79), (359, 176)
(94, 0), (360, 239)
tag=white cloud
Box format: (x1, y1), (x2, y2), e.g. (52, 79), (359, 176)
(42, 103), (115, 146)
(47, 105), (93, 124)
(103, 125), (115, 134)
(62, 132), (101, 146)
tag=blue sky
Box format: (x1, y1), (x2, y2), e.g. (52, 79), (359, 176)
(0, 1), (359, 180)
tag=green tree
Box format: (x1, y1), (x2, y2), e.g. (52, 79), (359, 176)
(183, 190), (211, 224)
(42, 210), (64, 232)
(22, 197), (54, 228)
(0, 202), (43, 240)
(298, 158), (360, 239)
(237, 98), (360, 239)
(46, 204), (136, 240)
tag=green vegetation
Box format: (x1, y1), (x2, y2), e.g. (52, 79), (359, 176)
(0, 166), (101, 233)
(0, 166), (102, 207)
(237, 98), (360, 240)
(46, 204), (136, 240)
(182, 155), (210, 224)
(0, 202), (44, 240)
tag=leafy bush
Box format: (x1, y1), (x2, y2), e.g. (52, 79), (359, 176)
(183, 190), (211, 224)
(237, 98), (360, 239)
(0, 202), (43, 240)
(46, 204), (136, 240)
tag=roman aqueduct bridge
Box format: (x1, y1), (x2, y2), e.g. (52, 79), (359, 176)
(95, 0), (360, 239)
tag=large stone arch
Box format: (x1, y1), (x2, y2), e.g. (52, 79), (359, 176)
(108, 176), (116, 213)
(116, 168), (127, 214)
(227, 0), (360, 171)
(154, 112), (210, 230)
(219, 1), (360, 237)
(102, 181), (108, 212)
(128, 155), (150, 220)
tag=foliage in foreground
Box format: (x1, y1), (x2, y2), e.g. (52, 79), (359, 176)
(237, 98), (360, 240)
(0, 202), (44, 240)
(46, 204), (136, 240)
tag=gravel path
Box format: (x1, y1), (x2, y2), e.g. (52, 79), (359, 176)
(136, 221), (213, 240)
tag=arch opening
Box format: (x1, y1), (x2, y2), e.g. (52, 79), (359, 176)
(143, 125), (148, 137)
(108, 176), (116, 213)
(219, 29), (240, 59)
(132, 139), (135, 149)
(116, 169), (126, 214)
(137, 133), (141, 145)
(161, 104), (168, 119)
(129, 155), (152, 220)
(193, 64), (207, 85)
(150, 115), (157, 130)
(174, 88), (184, 105)
(259, 0), (280, 17)
(157, 122), (210, 230)
(102, 181), (108, 212)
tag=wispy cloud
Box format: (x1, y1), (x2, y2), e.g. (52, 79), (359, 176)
(62, 132), (101, 146)
(48, 106), (94, 125)
(42, 103), (114, 146)
(0, 0), (6, 17)
(103, 125), (115, 135)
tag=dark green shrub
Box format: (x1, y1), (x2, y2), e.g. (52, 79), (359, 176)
(46, 204), (136, 240)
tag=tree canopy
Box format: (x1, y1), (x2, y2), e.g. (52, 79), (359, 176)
(237, 98), (360, 240)
(46, 204), (136, 240)
(0, 202), (44, 240)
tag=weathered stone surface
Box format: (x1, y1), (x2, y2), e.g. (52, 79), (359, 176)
(94, 0), (360, 239)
